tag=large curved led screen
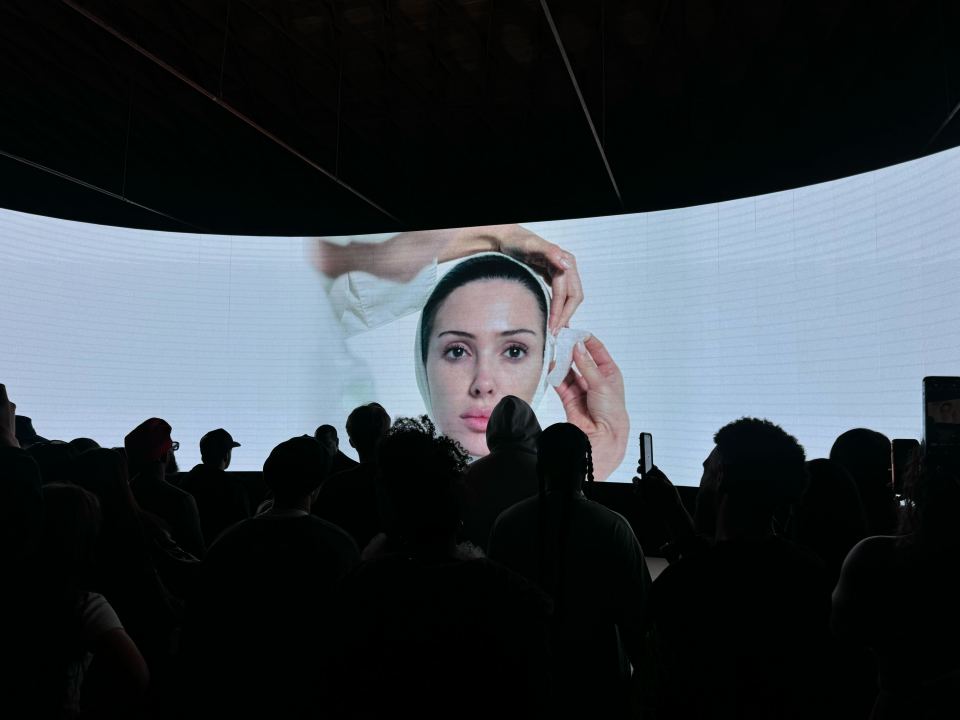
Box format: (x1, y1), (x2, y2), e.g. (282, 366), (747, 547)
(4, 146), (960, 483)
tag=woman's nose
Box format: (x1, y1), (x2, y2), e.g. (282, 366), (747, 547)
(469, 359), (497, 397)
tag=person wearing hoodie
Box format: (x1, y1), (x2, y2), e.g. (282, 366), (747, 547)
(460, 395), (541, 551)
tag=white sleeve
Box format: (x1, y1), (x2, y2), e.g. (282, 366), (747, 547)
(324, 234), (438, 337)
(80, 592), (124, 648)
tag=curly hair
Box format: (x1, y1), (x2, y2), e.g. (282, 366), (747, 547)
(377, 416), (470, 543)
(714, 417), (806, 514)
(382, 416), (471, 472)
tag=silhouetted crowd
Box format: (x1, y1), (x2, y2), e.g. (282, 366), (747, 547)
(1, 383), (958, 719)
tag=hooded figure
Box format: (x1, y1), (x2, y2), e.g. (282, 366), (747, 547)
(460, 395), (542, 550)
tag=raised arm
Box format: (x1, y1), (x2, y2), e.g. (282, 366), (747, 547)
(312, 224), (584, 333)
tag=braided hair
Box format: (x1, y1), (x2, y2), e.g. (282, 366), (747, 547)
(536, 423), (592, 617)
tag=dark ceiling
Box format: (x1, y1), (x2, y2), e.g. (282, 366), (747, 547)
(2, 0), (960, 235)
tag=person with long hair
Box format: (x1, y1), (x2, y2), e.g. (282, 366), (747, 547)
(488, 422), (650, 718)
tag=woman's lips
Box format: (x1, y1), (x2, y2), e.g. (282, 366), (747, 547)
(460, 413), (490, 432)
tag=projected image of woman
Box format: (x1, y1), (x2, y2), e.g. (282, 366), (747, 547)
(415, 254), (548, 457)
(313, 224), (629, 481)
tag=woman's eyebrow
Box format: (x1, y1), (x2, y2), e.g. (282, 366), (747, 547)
(437, 329), (536, 338)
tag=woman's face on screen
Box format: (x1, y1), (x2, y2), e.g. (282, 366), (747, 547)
(425, 278), (545, 456)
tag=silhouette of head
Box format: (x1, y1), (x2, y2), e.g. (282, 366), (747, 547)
(793, 458), (867, 579)
(68, 437), (100, 455)
(26, 441), (76, 485)
(74, 448), (140, 531)
(486, 395), (541, 453)
(125, 418), (174, 477)
(417, 254), (549, 457)
(200, 428), (240, 469)
(314, 424), (339, 456)
(537, 422), (593, 493)
(830, 429), (891, 487)
(710, 418), (806, 534)
(263, 436), (332, 506)
(830, 428), (897, 535)
(376, 416), (470, 548)
(346, 403), (390, 461)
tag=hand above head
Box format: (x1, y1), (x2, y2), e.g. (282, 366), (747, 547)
(635, 465), (694, 538)
(635, 465), (681, 509)
(554, 335), (629, 482)
(0, 384), (20, 448)
(310, 224), (584, 333)
(486, 225), (584, 335)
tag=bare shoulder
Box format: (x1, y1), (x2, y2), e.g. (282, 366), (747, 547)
(842, 534), (901, 574)
(834, 535), (902, 609)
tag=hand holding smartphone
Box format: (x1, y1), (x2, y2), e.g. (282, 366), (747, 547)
(638, 432), (653, 478)
(891, 438), (919, 497)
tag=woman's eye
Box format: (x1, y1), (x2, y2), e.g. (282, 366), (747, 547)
(443, 345), (469, 360)
(504, 345), (527, 360)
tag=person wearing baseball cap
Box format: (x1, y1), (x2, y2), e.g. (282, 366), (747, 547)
(181, 428), (251, 549)
(199, 429), (241, 470)
(126, 418), (205, 559)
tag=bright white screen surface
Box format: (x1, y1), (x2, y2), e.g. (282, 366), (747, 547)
(4, 147), (960, 483)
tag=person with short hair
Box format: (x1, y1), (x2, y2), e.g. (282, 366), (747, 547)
(345, 402), (391, 462)
(180, 436), (358, 718)
(651, 418), (831, 720)
(312, 403), (391, 550)
(314, 423), (358, 475)
(180, 428), (251, 548)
